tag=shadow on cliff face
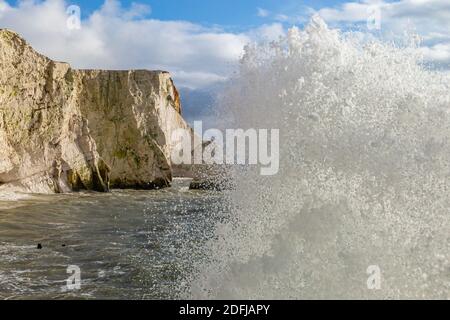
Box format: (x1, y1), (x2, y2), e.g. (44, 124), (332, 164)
(77, 70), (183, 190)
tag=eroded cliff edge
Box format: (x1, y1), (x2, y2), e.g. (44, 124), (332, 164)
(0, 29), (193, 193)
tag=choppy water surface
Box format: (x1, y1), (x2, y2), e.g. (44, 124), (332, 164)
(0, 179), (222, 299)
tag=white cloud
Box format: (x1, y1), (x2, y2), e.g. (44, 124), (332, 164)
(0, 0), (9, 12)
(247, 23), (285, 42)
(123, 2), (152, 19)
(274, 14), (289, 22)
(174, 71), (228, 90)
(314, 0), (450, 65)
(420, 43), (450, 62)
(257, 7), (270, 18)
(256, 6), (303, 25)
(0, 0), (253, 89)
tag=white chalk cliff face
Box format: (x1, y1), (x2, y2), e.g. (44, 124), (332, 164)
(0, 29), (192, 193)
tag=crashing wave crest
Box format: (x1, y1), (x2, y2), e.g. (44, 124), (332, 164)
(186, 16), (450, 299)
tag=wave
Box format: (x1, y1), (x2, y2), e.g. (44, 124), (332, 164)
(185, 16), (450, 299)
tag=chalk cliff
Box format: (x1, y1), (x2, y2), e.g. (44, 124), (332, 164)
(0, 29), (192, 193)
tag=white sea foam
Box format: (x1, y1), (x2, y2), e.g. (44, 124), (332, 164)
(0, 184), (49, 216)
(0, 186), (33, 210)
(0, 190), (31, 202)
(186, 16), (450, 299)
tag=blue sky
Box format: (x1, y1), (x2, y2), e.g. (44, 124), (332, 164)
(7, 0), (347, 29)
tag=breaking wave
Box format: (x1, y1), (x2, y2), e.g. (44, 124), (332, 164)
(184, 16), (450, 299)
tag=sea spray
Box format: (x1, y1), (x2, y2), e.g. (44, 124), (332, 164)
(184, 16), (450, 299)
